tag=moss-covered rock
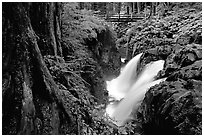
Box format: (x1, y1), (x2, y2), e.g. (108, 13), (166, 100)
(134, 43), (202, 135)
(137, 77), (201, 134)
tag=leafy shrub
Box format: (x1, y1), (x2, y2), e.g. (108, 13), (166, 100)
(126, 3), (202, 56)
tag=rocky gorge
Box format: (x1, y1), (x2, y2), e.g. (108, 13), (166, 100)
(2, 2), (202, 135)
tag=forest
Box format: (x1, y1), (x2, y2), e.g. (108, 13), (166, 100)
(2, 2), (202, 135)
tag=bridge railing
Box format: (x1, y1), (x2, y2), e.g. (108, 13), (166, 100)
(97, 13), (145, 20)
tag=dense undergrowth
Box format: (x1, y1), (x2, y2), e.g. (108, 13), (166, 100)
(115, 3), (202, 58)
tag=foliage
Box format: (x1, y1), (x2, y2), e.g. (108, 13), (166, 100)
(123, 3), (202, 56)
(62, 3), (106, 51)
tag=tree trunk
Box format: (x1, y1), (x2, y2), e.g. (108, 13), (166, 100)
(117, 2), (121, 14)
(147, 2), (157, 19)
(144, 2), (147, 17)
(29, 2), (62, 57)
(137, 2), (141, 13)
(147, 3), (153, 19)
(153, 2), (156, 15)
(133, 2), (136, 13)
(131, 2), (134, 13)
(2, 2), (76, 135)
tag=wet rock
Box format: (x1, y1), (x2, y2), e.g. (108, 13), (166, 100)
(136, 77), (201, 134)
(160, 43), (202, 78)
(136, 45), (173, 74)
(176, 34), (191, 46)
(167, 60), (202, 81)
(134, 43), (202, 134)
(89, 25), (121, 80)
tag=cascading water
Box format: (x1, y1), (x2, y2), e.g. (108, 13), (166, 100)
(105, 53), (166, 126)
(107, 53), (143, 100)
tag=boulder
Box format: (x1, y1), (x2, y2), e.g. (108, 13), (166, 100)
(160, 43), (202, 78)
(137, 78), (201, 134)
(134, 43), (202, 135)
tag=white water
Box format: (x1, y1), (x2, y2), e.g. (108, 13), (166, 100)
(106, 53), (166, 126)
(121, 58), (126, 63)
(107, 53), (143, 100)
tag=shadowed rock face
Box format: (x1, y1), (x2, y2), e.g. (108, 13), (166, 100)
(98, 26), (121, 79)
(134, 43), (202, 135)
(81, 25), (121, 103)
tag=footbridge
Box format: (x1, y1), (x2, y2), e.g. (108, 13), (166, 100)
(97, 13), (145, 22)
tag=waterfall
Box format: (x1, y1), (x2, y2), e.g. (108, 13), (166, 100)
(107, 53), (143, 100)
(106, 53), (166, 126)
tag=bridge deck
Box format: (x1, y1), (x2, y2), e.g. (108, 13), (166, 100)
(97, 14), (145, 22)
